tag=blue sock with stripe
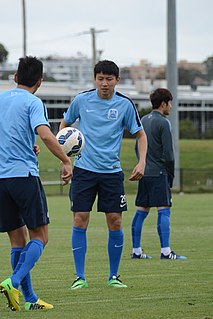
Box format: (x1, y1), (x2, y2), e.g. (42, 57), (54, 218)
(72, 226), (87, 280)
(108, 229), (124, 280)
(11, 247), (38, 303)
(131, 209), (149, 248)
(10, 240), (44, 289)
(157, 208), (171, 248)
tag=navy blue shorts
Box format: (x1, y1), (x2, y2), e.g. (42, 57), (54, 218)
(0, 175), (49, 232)
(70, 167), (127, 213)
(135, 175), (172, 208)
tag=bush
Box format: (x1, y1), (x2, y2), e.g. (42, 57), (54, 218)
(179, 118), (199, 139)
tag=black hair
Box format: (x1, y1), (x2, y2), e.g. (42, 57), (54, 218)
(94, 60), (119, 78)
(16, 56), (43, 87)
(150, 88), (173, 109)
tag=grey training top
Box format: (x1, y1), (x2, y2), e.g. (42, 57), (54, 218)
(136, 111), (174, 178)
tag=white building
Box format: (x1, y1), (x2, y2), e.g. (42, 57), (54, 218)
(42, 54), (93, 84)
(1, 79), (213, 137)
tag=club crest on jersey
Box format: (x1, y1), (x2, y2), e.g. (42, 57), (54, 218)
(108, 109), (118, 120)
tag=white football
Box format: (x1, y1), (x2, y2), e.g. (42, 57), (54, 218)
(56, 127), (85, 157)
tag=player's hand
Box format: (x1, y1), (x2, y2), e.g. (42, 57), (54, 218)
(33, 144), (40, 157)
(167, 173), (174, 188)
(129, 163), (145, 181)
(61, 160), (72, 185)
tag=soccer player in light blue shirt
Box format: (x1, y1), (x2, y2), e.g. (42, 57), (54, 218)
(60, 60), (147, 289)
(0, 56), (72, 311)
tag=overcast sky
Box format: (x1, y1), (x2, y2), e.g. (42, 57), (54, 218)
(0, 0), (212, 66)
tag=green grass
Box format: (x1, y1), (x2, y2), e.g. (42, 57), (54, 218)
(179, 139), (213, 169)
(0, 194), (213, 318)
(178, 140), (213, 192)
(37, 137), (213, 171)
(37, 138), (213, 194)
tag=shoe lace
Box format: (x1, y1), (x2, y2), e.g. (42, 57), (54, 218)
(72, 277), (82, 285)
(112, 275), (122, 282)
(141, 250), (147, 258)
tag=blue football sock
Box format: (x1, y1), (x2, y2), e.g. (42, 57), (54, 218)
(131, 210), (149, 249)
(72, 226), (87, 280)
(10, 240), (44, 289)
(11, 247), (38, 303)
(157, 208), (171, 248)
(108, 229), (124, 280)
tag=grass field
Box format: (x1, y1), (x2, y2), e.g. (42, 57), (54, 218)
(37, 138), (213, 194)
(37, 138), (213, 171)
(0, 194), (213, 318)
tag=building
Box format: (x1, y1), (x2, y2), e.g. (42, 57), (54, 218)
(0, 54), (94, 85)
(42, 54), (93, 84)
(1, 80), (212, 138)
(0, 56), (207, 88)
(120, 59), (206, 86)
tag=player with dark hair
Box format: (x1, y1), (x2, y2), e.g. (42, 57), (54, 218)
(94, 59), (119, 78)
(0, 56), (72, 311)
(60, 59), (147, 289)
(131, 88), (187, 260)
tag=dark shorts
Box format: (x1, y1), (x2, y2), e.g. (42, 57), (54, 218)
(70, 167), (127, 213)
(0, 175), (49, 232)
(135, 175), (172, 208)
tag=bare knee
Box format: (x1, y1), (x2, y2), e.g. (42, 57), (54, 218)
(29, 225), (48, 246)
(106, 212), (122, 231)
(8, 226), (28, 247)
(73, 212), (90, 228)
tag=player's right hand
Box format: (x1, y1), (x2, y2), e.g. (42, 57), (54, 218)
(61, 160), (72, 185)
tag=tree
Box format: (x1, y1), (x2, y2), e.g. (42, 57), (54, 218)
(204, 55), (213, 82)
(178, 68), (207, 85)
(0, 43), (8, 64)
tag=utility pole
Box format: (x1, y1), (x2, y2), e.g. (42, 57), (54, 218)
(91, 28), (97, 72)
(22, 0), (27, 57)
(166, 0), (180, 190)
(90, 27), (108, 71)
(77, 28), (108, 85)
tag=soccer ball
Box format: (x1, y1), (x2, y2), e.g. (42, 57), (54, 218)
(56, 127), (85, 157)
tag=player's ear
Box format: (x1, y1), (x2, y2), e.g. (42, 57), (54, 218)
(32, 79), (42, 94)
(36, 79), (42, 89)
(14, 73), (18, 83)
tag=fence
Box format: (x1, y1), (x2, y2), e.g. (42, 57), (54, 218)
(179, 168), (213, 193)
(40, 168), (213, 196)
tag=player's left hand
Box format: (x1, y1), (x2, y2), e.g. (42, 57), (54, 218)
(33, 144), (40, 157)
(129, 163), (144, 181)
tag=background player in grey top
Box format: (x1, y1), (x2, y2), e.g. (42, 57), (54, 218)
(131, 88), (187, 260)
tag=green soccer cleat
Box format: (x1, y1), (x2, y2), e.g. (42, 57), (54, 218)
(107, 275), (128, 288)
(25, 298), (54, 310)
(71, 277), (88, 290)
(0, 278), (20, 311)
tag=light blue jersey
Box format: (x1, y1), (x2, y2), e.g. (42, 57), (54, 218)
(0, 88), (50, 178)
(64, 89), (143, 173)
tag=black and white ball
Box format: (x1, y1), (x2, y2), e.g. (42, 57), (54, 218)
(56, 127), (85, 157)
